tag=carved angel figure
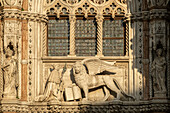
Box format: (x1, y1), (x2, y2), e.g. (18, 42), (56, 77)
(73, 58), (135, 101)
(151, 48), (166, 94)
(2, 46), (18, 99)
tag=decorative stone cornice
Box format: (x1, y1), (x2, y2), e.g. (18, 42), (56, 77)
(131, 9), (170, 21)
(0, 10), (48, 22)
(0, 100), (170, 112)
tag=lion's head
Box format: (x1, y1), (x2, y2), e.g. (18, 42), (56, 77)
(73, 61), (82, 74)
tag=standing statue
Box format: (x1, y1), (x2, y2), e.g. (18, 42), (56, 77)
(73, 58), (135, 101)
(2, 46), (18, 99)
(151, 48), (166, 96)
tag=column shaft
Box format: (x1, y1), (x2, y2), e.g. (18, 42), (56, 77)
(69, 15), (76, 56)
(96, 15), (104, 57)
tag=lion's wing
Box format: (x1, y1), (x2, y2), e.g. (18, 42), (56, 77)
(82, 58), (116, 75)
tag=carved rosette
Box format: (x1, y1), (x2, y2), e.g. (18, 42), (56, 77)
(96, 15), (104, 56)
(69, 15), (76, 56)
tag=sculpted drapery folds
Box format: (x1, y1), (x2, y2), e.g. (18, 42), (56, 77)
(2, 46), (18, 99)
(35, 65), (64, 102)
(151, 48), (166, 96)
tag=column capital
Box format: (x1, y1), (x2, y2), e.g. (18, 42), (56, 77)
(69, 15), (76, 23)
(95, 15), (104, 23)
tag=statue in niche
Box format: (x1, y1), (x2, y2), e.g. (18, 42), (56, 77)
(2, 44), (18, 99)
(151, 47), (166, 96)
(35, 65), (66, 102)
(73, 58), (135, 101)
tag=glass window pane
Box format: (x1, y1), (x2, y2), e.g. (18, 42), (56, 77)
(103, 20), (124, 56)
(48, 19), (69, 56)
(75, 19), (97, 56)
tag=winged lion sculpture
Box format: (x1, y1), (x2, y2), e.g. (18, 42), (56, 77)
(73, 58), (135, 101)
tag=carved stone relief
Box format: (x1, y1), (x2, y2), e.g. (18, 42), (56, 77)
(72, 58), (135, 101)
(35, 65), (63, 102)
(38, 58), (134, 102)
(3, 20), (21, 48)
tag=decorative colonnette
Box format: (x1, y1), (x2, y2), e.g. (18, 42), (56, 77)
(0, 101), (170, 113)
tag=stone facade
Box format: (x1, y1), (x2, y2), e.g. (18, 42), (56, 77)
(0, 0), (169, 112)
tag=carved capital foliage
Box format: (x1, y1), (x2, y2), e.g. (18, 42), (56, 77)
(69, 15), (76, 23)
(95, 15), (104, 23)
